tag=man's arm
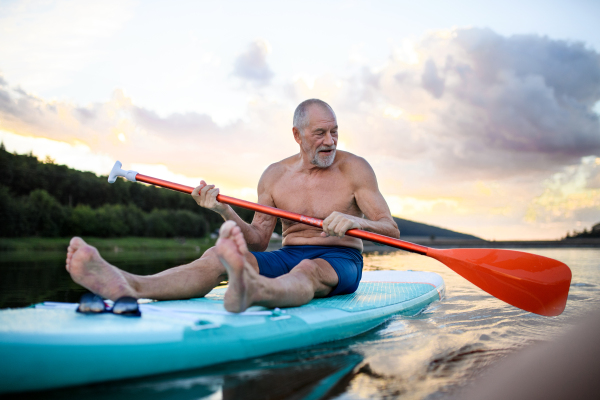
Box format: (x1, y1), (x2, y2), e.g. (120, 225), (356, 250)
(321, 157), (399, 239)
(191, 170), (277, 251)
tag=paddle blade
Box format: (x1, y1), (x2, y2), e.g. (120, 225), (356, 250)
(427, 248), (571, 316)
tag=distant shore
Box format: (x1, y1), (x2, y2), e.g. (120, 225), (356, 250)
(1, 236), (597, 254)
(268, 236), (600, 253)
(360, 236), (600, 253)
(0, 237), (216, 252)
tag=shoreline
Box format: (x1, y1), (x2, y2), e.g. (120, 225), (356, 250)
(267, 236), (600, 253)
(1, 236), (597, 254)
(361, 237), (600, 253)
(0, 237), (216, 252)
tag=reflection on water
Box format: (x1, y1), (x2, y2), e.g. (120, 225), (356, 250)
(0, 250), (202, 308)
(23, 347), (364, 400)
(1, 247), (599, 399)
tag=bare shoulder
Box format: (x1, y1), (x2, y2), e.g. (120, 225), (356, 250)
(258, 154), (296, 190)
(336, 151), (377, 182)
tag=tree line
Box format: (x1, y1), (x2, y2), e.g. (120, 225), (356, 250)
(566, 226), (600, 239)
(0, 144), (259, 238)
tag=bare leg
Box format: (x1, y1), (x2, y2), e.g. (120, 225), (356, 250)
(216, 221), (339, 313)
(66, 236), (257, 301)
(66, 237), (137, 300)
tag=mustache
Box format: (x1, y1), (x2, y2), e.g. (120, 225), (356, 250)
(317, 145), (336, 152)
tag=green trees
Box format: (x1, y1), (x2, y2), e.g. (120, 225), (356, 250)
(0, 187), (212, 238)
(0, 147), (250, 238)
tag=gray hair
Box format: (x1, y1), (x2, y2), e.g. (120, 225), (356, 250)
(293, 99), (336, 131)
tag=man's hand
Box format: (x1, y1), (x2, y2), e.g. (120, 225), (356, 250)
(191, 180), (228, 214)
(321, 211), (362, 238)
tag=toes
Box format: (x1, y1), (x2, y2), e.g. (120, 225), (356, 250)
(69, 237), (86, 249)
(68, 244), (98, 267)
(219, 221), (237, 238)
(233, 230), (248, 253)
(231, 226), (242, 239)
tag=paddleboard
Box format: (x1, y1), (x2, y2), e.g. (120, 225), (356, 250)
(0, 270), (444, 393)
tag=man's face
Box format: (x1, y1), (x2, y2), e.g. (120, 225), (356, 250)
(295, 105), (338, 168)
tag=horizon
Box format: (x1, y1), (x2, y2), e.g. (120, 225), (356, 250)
(1, 0), (599, 240)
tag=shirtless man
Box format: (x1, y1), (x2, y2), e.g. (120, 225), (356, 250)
(66, 99), (400, 313)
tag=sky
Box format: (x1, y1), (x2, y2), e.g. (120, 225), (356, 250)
(0, 0), (599, 240)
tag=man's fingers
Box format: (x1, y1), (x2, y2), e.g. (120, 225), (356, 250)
(208, 188), (220, 203)
(322, 212), (360, 238)
(326, 218), (342, 236)
(331, 217), (358, 237)
(191, 181), (207, 197)
(200, 184), (215, 196)
(192, 181), (224, 211)
(338, 220), (355, 237)
(332, 219), (347, 237)
(322, 216), (331, 236)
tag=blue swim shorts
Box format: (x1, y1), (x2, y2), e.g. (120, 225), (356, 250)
(251, 245), (363, 297)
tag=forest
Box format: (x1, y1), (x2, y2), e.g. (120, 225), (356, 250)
(0, 144), (257, 238)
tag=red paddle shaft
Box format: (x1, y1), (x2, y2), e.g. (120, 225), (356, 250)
(136, 174), (428, 254)
(112, 167), (570, 317)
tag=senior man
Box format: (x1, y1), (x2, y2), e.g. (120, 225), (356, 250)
(66, 99), (399, 312)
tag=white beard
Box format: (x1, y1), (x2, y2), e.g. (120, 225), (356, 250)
(312, 147), (336, 168)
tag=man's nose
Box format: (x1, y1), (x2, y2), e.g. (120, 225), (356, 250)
(323, 132), (335, 146)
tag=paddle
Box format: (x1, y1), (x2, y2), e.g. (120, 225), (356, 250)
(108, 161), (572, 317)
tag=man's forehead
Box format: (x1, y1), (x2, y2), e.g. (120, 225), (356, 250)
(306, 104), (337, 126)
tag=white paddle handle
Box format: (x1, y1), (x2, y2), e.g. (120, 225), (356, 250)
(108, 161), (138, 183)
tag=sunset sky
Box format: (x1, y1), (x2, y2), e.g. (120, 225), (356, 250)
(1, 0), (599, 240)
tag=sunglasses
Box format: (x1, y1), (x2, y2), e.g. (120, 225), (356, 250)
(76, 293), (141, 317)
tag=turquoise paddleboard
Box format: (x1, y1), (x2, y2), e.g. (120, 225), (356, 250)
(0, 271), (444, 393)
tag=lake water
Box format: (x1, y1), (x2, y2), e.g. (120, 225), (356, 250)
(1, 247), (599, 399)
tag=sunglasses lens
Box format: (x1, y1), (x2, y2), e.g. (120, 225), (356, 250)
(77, 293), (107, 313)
(112, 296), (141, 316)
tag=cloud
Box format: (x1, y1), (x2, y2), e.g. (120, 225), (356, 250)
(318, 28), (600, 182)
(526, 156), (600, 224)
(232, 40), (274, 86)
(2, 27), (600, 239)
(7, 27), (594, 186)
(0, 81), (294, 190)
(454, 29), (600, 106)
(421, 59), (444, 98)
(132, 107), (224, 138)
(278, 28), (600, 237)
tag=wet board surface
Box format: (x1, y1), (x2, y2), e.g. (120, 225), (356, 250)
(0, 270), (444, 393)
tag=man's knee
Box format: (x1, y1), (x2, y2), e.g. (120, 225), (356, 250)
(201, 246), (218, 260)
(293, 260), (323, 283)
(197, 247), (227, 277)
(293, 259), (338, 297)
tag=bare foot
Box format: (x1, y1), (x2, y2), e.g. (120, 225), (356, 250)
(66, 237), (136, 300)
(216, 221), (263, 313)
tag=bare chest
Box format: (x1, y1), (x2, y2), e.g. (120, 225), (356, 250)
(271, 169), (360, 220)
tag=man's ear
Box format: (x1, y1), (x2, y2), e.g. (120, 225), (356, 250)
(293, 127), (302, 144)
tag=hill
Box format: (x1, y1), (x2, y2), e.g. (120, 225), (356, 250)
(0, 145), (253, 238)
(393, 217), (482, 240)
(567, 222), (600, 239)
